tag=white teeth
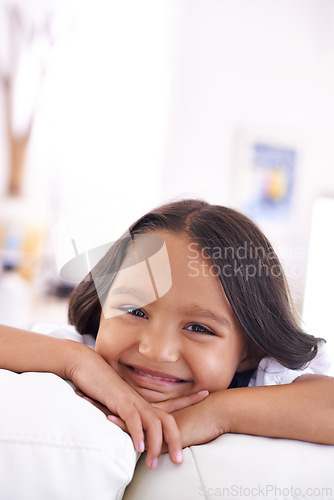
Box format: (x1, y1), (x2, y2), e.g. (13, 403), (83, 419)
(133, 367), (178, 382)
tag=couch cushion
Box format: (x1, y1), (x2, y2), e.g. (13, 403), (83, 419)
(124, 434), (334, 500)
(1, 368), (334, 500)
(0, 369), (137, 500)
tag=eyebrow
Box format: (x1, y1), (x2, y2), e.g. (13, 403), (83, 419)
(107, 288), (232, 330)
(107, 286), (154, 304)
(183, 306), (232, 330)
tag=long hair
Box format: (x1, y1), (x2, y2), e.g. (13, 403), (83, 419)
(68, 199), (323, 370)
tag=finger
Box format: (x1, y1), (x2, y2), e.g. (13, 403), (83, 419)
(144, 410), (182, 467)
(75, 390), (111, 417)
(141, 414), (164, 469)
(117, 406), (146, 454)
(107, 415), (128, 433)
(75, 390), (86, 398)
(81, 396), (111, 416)
(160, 413), (183, 466)
(82, 396), (95, 404)
(152, 390), (209, 413)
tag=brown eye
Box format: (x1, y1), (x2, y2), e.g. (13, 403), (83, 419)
(185, 324), (216, 336)
(119, 306), (148, 319)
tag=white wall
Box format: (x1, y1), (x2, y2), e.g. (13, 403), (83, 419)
(25, 0), (173, 249)
(303, 197), (334, 373)
(161, 0), (334, 310)
(0, 85), (9, 196)
(1, 0), (334, 315)
(163, 0), (334, 202)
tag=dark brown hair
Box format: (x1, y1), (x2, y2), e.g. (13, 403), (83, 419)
(68, 199), (323, 370)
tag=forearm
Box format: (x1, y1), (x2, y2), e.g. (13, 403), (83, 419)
(218, 375), (334, 445)
(0, 323), (89, 380)
(0, 323), (130, 410)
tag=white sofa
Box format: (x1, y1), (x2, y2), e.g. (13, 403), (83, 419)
(124, 435), (334, 500)
(1, 369), (333, 500)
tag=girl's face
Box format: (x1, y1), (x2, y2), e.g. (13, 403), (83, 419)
(95, 231), (253, 403)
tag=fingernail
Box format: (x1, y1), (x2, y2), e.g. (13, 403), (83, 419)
(83, 396), (94, 403)
(150, 457), (158, 469)
(175, 450), (183, 464)
(137, 441), (145, 452)
(197, 390), (209, 396)
(107, 415), (118, 422)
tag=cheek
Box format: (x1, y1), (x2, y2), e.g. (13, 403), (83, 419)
(95, 319), (137, 367)
(95, 325), (122, 364)
(191, 343), (244, 391)
(195, 355), (231, 391)
(95, 335), (111, 362)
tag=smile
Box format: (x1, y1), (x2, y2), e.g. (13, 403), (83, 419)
(122, 363), (189, 385)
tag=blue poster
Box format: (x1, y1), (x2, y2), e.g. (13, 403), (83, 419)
(244, 143), (297, 219)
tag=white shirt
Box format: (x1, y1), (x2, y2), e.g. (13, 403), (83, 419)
(248, 341), (331, 386)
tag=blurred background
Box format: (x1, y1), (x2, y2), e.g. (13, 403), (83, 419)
(0, 0), (333, 364)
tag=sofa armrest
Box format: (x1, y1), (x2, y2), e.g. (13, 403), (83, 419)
(124, 434), (334, 500)
(1, 367), (333, 500)
(0, 369), (137, 500)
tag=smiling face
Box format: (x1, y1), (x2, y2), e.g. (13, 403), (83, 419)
(95, 231), (254, 403)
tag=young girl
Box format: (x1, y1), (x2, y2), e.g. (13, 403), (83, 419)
(1, 199), (333, 470)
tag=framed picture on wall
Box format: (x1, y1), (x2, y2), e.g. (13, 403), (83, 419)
(231, 127), (302, 221)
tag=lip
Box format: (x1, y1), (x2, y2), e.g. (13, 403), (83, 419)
(121, 363), (190, 386)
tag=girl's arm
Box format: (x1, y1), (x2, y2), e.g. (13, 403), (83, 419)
(0, 324), (205, 468)
(0, 324), (87, 378)
(165, 375), (334, 448)
(226, 375), (334, 444)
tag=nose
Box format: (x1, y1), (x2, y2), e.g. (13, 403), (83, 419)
(138, 324), (180, 363)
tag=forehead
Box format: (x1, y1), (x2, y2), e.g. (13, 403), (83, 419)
(105, 231), (230, 309)
(108, 233), (172, 306)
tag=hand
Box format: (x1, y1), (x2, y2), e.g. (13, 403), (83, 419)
(151, 390), (209, 413)
(70, 349), (176, 468)
(76, 389), (209, 419)
(92, 390), (212, 452)
(75, 386), (209, 466)
(99, 392), (223, 453)
(163, 392), (228, 450)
